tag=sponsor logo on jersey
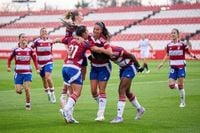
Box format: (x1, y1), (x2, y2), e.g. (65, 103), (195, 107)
(169, 50), (183, 56)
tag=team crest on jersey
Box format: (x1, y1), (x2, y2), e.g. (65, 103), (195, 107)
(177, 46), (180, 50)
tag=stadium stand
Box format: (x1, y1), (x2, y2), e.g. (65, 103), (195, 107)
(0, 3), (199, 59)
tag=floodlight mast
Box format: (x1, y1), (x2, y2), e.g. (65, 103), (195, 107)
(12, 0), (36, 12)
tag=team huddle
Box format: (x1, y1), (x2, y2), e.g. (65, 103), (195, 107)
(7, 10), (198, 124)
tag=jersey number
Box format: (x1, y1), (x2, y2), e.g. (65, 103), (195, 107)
(68, 45), (79, 58)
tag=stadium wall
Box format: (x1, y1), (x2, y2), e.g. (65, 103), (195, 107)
(1, 50), (200, 60)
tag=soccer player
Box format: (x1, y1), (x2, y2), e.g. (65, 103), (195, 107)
(31, 27), (56, 103)
(7, 33), (40, 111)
(61, 25), (111, 123)
(158, 28), (198, 108)
(55, 10), (86, 120)
(109, 46), (145, 123)
(88, 21), (112, 121)
(137, 34), (154, 73)
(58, 10), (85, 106)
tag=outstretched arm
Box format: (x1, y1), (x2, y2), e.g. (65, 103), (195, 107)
(157, 54), (168, 69)
(90, 46), (112, 56)
(123, 51), (144, 72)
(7, 51), (15, 72)
(186, 48), (198, 60)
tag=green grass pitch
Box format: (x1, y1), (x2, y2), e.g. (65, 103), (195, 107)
(0, 59), (200, 133)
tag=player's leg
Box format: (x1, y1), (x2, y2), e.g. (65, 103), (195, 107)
(61, 66), (82, 123)
(177, 68), (186, 107)
(95, 81), (108, 121)
(45, 64), (56, 103)
(14, 73), (23, 94)
(40, 66), (49, 93)
(60, 84), (69, 108)
(126, 89), (145, 120)
(95, 64), (111, 121)
(23, 74), (32, 111)
(110, 77), (129, 123)
(177, 77), (185, 107)
(125, 65), (144, 120)
(90, 66), (99, 102)
(168, 67), (178, 90)
(90, 80), (99, 102)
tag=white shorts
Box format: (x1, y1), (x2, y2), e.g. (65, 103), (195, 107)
(140, 50), (150, 58)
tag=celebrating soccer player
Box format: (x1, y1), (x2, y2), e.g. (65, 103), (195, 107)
(7, 33), (40, 111)
(158, 28), (198, 108)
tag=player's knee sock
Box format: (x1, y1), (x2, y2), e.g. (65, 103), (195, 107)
(178, 85), (185, 104)
(97, 93), (107, 117)
(63, 94), (77, 113)
(131, 97), (142, 109)
(117, 96), (126, 118)
(60, 94), (67, 108)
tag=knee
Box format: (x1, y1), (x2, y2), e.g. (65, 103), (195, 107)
(91, 89), (98, 97)
(169, 84), (175, 89)
(16, 90), (22, 94)
(178, 84), (184, 90)
(46, 76), (52, 82)
(126, 92), (135, 102)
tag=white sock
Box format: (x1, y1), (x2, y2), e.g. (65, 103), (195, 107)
(117, 101), (126, 118)
(26, 102), (31, 106)
(63, 97), (75, 113)
(131, 97), (142, 109)
(179, 89), (185, 104)
(68, 106), (74, 118)
(97, 97), (107, 117)
(60, 94), (67, 108)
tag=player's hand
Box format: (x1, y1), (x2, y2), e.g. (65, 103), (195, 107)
(88, 55), (93, 61)
(36, 69), (40, 74)
(157, 63), (163, 70)
(137, 67), (144, 73)
(7, 68), (11, 72)
(193, 55), (199, 60)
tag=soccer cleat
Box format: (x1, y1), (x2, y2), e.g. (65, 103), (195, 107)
(60, 109), (79, 124)
(179, 103), (186, 108)
(110, 116), (123, 123)
(135, 107), (145, 120)
(95, 115), (105, 121)
(68, 118), (79, 124)
(145, 70), (150, 74)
